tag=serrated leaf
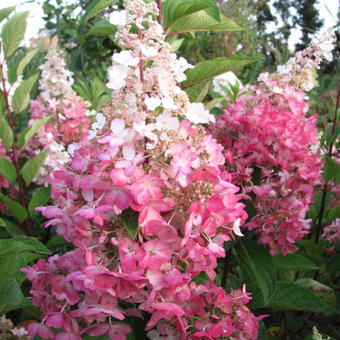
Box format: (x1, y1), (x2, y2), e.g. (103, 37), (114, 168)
(18, 115), (51, 148)
(0, 117), (14, 149)
(235, 239), (276, 307)
(0, 237), (50, 314)
(1, 11), (28, 57)
(0, 156), (16, 185)
(268, 281), (329, 312)
(87, 19), (116, 36)
(0, 218), (24, 236)
(12, 73), (39, 113)
(83, 0), (115, 22)
(182, 57), (256, 89)
(163, 0), (217, 28)
(13, 236), (51, 255)
(185, 80), (210, 102)
(323, 156), (340, 183)
(0, 193), (27, 223)
(121, 210), (139, 239)
(16, 48), (39, 78)
(166, 10), (242, 37)
(28, 186), (51, 217)
(0, 238), (34, 256)
(21, 151), (48, 185)
(0, 277), (27, 314)
(273, 253), (320, 271)
(0, 6), (15, 23)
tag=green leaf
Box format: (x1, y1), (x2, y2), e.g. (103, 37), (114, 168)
(0, 156), (16, 185)
(28, 186), (51, 217)
(185, 80), (210, 102)
(295, 278), (333, 293)
(12, 73), (39, 113)
(0, 6), (15, 23)
(273, 253), (320, 271)
(0, 277), (28, 314)
(83, 0), (115, 22)
(0, 238), (34, 256)
(235, 239), (276, 307)
(1, 11), (28, 57)
(323, 157), (340, 183)
(315, 191), (331, 215)
(168, 37), (184, 52)
(16, 48), (39, 79)
(163, 0), (217, 28)
(0, 117), (14, 149)
(258, 321), (269, 340)
(182, 57), (256, 89)
(12, 236), (51, 255)
(0, 218), (24, 236)
(0, 237), (50, 314)
(46, 234), (69, 251)
(121, 210), (139, 239)
(21, 151), (48, 185)
(166, 11), (242, 37)
(87, 19), (116, 36)
(0, 91), (6, 114)
(326, 206), (340, 224)
(18, 115), (51, 148)
(268, 281), (329, 312)
(7, 62), (19, 84)
(205, 97), (225, 110)
(0, 193), (27, 223)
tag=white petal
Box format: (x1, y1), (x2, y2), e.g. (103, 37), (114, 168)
(110, 118), (125, 134)
(145, 97), (162, 110)
(233, 218), (244, 237)
(109, 10), (127, 26)
(112, 51), (139, 66)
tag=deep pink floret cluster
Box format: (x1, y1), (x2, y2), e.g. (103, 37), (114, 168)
(214, 84), (323, 255)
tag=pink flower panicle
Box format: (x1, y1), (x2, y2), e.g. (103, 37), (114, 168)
(23, 0), (262, 339)
(213, 40), (328, 254)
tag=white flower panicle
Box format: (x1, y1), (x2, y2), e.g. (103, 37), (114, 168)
(39, 46), (75, 103)
(259, 28), (335, 92)
(101, 0), (215, 150)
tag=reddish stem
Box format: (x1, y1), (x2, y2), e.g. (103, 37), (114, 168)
(156, 0), (162, 24)
(138, 30), (145, 82)
(0, 60), (32, 234)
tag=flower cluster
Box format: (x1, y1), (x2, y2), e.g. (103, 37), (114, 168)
(0, 315), (28, 340)
(259, 29), (335, 92)
(29, 45), (91, 183)
(212, 38), (333, 254)
(23, 0), (263, 339)
(323, 218), (340, 245)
